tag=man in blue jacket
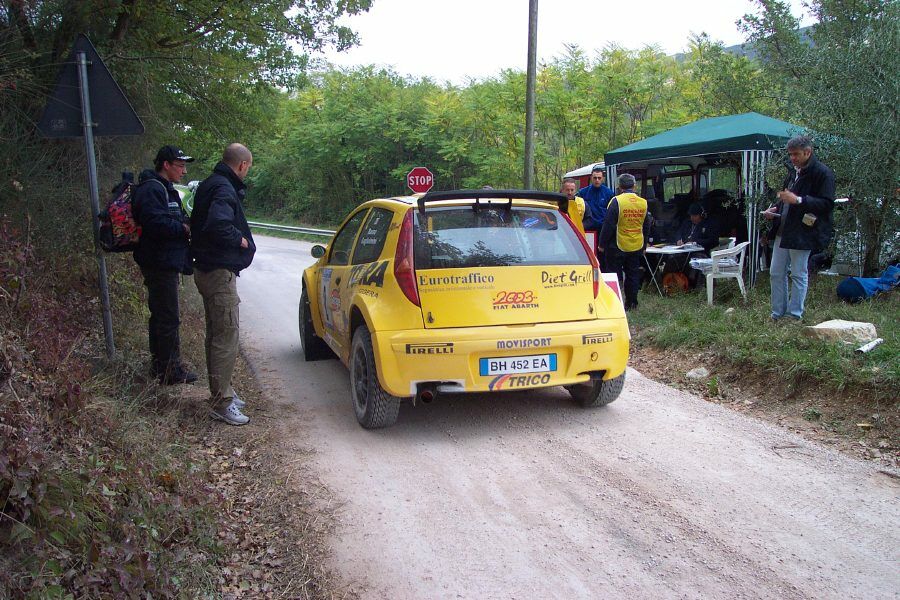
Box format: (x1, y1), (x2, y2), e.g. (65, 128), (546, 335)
(578, 165), (615, 232)
(578, 165), (614, 268)
(132, 145), (197, 385)
(762, 135), (835, 322)
(191, 143), (256, 425)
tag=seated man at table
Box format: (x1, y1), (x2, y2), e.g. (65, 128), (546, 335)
(676, 203), (719, 252)
(672, 203), (720, 288)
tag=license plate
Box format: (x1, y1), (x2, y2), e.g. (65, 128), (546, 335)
(479, 354), (557, 376)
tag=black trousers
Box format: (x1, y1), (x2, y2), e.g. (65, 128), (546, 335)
(607, 248), (642, 309)
(141, 267), (181, 373)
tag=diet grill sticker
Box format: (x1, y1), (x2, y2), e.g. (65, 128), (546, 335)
(479, 353), (557, 377)
(540, 268), (592, 289)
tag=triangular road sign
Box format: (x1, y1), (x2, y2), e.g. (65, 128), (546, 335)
(37, 34), (144, 138)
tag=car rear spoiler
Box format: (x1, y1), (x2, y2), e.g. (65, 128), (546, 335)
(417, 189), (568, 215)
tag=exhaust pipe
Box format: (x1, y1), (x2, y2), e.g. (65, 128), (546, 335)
(415, 384), (439, 404)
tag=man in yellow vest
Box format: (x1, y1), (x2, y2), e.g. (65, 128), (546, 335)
(560, 178), (592, 236)
(598, 173), (650, 310)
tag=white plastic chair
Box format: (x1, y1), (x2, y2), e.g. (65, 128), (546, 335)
(690, 241), (750, 305)
(715, 236), (736, 250)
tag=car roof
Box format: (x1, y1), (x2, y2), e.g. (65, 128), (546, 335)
(365, 189), (568, 211)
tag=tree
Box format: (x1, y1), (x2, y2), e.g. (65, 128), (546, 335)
(741, 0), (900, 274)
(0, 0), (371, 239)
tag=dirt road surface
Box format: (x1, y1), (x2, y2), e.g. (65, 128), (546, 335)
(238, 234), (899, 599)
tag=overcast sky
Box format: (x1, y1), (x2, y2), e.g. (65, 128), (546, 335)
(317, 0), (814, 84)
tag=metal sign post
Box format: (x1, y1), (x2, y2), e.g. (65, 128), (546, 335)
(39, 34), (144, 362)
(76, 51), (115, 359)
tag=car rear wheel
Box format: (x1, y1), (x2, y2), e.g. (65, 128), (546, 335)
(299, 286), (334, 361)
(350, 325), (401, 429)
(566, 372), (626, 408)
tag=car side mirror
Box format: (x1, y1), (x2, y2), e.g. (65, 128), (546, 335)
(311, 244), (326, 259)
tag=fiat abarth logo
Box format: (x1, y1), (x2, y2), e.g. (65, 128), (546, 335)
(492, 290), (539, 310)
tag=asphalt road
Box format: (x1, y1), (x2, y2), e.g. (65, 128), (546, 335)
(238, 234), (899, 600)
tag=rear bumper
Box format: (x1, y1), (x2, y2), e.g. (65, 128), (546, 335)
(371, 319), (629, 397)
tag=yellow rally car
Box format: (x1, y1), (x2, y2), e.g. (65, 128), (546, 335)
(299, 189), (630, 428)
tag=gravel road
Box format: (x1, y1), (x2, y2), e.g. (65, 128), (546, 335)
(238, 234), (899, 599)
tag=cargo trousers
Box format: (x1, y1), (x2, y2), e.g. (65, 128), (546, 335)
(193, 268), (240, 404)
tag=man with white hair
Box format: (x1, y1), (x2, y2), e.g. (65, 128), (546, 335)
(761, 135), (835, 322)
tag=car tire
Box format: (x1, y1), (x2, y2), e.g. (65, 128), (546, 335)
(566, 371), (626, 408)
(299, 286), (334, 361)
(350, 325), (401, 429)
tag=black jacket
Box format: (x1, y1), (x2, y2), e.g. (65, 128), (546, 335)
(190, 162), (256, 274)
(132, 170), (192, 273)
(676, 216), (719, 252)
(766, 156), (835, 251)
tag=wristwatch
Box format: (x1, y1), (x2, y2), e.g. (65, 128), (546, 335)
(797, 196), (803, 204)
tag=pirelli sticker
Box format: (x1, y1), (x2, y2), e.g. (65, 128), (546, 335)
(406, 343), (455, 355)
(583, 333), (613, 345)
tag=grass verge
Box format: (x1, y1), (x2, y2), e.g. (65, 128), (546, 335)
(628, 271), (898, 394)
(0, 218), (340, 598)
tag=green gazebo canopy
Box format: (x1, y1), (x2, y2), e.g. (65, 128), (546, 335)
(604, 112), (804, 165)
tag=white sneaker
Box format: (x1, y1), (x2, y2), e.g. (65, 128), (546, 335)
(211, 401), (249, 426)
(231, 393), (245, 409)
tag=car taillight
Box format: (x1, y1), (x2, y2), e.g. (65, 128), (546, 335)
(563, 211), (601, 298)
(394, 208), (420, 306)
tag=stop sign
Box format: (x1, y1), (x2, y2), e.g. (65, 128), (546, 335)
(407, 166), (434, 193)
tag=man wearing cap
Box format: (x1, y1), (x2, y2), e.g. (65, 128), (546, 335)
(675, 202), (719, 287)
(191, 143), (256, 425)
(676, 203), (719, 252)
(598, 173), (651, 310)
(132, 145), (197, 384)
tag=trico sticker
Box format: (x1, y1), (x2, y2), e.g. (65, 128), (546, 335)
(488, 372), (552, 391)
(582, 333), (613, 345)
(492, 290), (539, 310)
(405, 343), (454, 355)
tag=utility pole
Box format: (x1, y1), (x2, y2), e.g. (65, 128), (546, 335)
(523, 0), (538, 189)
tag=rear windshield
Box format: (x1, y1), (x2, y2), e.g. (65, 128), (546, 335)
(414, 205), (589, 269)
